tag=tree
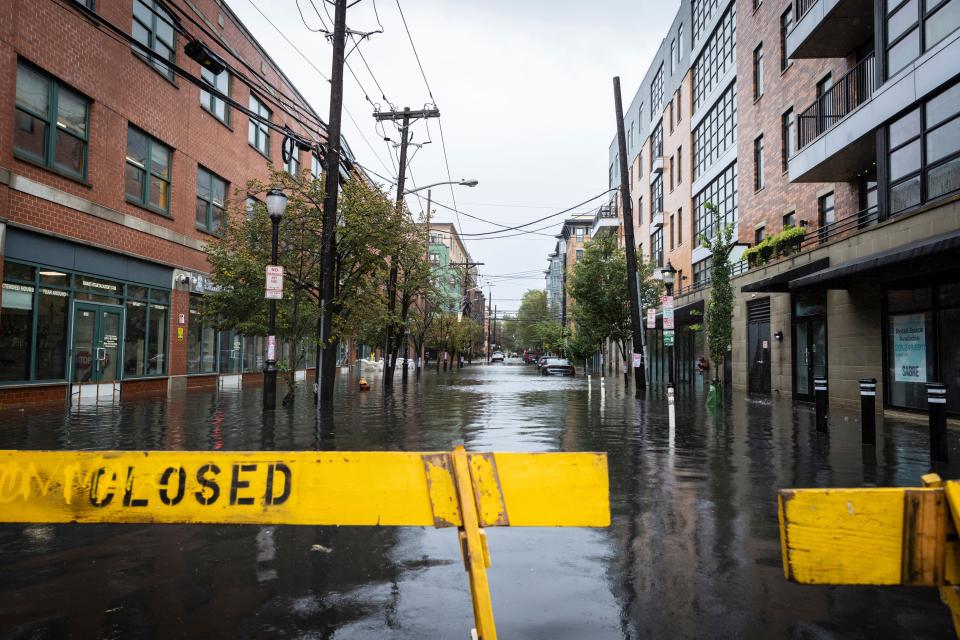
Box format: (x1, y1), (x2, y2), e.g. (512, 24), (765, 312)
(203, 168), (400, 403)
(700, 202), (735, 401)
(514, 290), (552, 349)
(567, 235), (661, 377)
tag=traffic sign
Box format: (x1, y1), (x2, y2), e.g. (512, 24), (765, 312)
(265, 265), (284, 299)
(660, 295), (674, 310)
(647, 308), (656, 328)
(663, 307), (674, 330)
(663, 330), (674, 346)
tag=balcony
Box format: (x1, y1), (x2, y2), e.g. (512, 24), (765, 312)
(650, 211), (664, 229)
(790, 29), (960, 182)
(787, 0), (873, 59)
(650, 156), (663, 179)
(591, 205), (619, 237)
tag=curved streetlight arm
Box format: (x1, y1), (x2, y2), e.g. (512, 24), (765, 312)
(403, 179), (478, 196)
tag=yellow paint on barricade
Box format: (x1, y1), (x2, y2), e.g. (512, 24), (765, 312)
(778, 477), (960, 639)
(0, 447), (610, 640)
(0, 449), (609, 527)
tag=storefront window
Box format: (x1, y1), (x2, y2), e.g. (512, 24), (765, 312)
(243, 335), (264, 372)
(188, 294), (217, 374)
(0, 282), (34, 380)
(218, 329), (242, 374)
(35, 287), (68, 379)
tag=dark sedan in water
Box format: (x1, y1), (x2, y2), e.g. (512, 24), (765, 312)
(540, 358), (575, 376)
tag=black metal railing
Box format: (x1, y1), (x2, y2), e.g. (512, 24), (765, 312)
(808, 204), (879, 248)
(795, 0), (820, 22)
(596, 205), (617, 219)
(797, 52), (877, 149)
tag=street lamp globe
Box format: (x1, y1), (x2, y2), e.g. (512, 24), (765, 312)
(661, 260), (677, 293)
(460, 179), (479, 187)
(266, 188), (287, 220)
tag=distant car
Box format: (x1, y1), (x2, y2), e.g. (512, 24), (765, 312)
(541, 358), (575, 376)
(491, 351), (504, 362)
(524, 352), (541, 364)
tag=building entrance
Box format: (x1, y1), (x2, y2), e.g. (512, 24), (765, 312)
(793, 292), (827, 403)
(71, 302), (123, 402)
(747, 298), (772, 394)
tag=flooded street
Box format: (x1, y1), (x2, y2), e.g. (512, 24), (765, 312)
(0, 364), (956, 639)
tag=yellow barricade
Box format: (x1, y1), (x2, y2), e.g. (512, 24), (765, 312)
(779, 474), (960, 637)
(0, 447), (610, 640)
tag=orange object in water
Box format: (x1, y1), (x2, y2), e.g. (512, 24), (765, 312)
(358, 377), (370, 391)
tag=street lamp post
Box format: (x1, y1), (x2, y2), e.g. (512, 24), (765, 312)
(263, 188), (287, 410)
(402, 179), (478, 196)
(661, 260), (677, 388)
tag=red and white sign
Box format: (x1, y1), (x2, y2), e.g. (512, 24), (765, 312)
(660, 295), (674, 310)
(632, 352), (643, 368)
(265, 265), (284, 299)
(646, 308), (656, 329)
(663, 308), (674, 330)
(267, 335), (276, 361)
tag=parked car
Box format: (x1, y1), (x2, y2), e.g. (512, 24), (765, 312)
(541, 358), (575, 376)
(537, 355), (550, 368)
(491, 351), (504, 362)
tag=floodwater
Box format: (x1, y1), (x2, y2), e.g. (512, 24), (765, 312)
(0, 364), (956, 639)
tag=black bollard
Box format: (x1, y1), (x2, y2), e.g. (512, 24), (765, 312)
(928, 383), (948, 462)
(814, 376), (828, 433)
(859, 378), (877, 445)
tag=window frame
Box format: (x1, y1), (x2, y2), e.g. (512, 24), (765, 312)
(780, 6), (794, 71)
(754, 135), (765, 191)
(248, 93), (272, 158)
(14, 60), (91, 182)
(196, 166), (228, 235)
(781, 107), (795, 172)
(200, 67), (231, 125)
(125, 125), (173, 216)
(132, 0), (177, 81)
(753, 43), (764, 99)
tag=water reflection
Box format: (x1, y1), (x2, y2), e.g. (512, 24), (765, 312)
(0, 365), (956, 638)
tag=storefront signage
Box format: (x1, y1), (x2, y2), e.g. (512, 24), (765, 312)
(265, 266), (284, 300)
(892, 314), (927, 383)
(647, 308), (656, 328)
(81, 279), (117, 292)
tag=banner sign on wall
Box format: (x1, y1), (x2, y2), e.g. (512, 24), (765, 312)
(892, 314), (927, 383)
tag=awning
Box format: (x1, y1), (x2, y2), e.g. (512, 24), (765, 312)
(789, 228), (960, 290)
(740, 258), (830, 293)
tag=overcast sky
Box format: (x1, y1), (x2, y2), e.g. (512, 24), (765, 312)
(228, 0), (678, 313)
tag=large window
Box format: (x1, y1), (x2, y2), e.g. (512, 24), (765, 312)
(886, 0), (960, 77)
(651, 228), (664, 267)
(15, 61), (89, 180)
(693, 258), (711, 287)
(670, 39), (677, 75)
(693, 3), (736, 112)
(780, 7), (794, 70)
(123, 288), (168, 377)
(196, 167), (228, 234)
(248, 94), (271, 157)
(188, 294), (217, 374)
(817, 191), (835, 242)
(125, 125), (171, 215)
(888, 82), (960, 214)
(200, 67), (230, 124)
(693, 0), (721, 42)
(311, 153), (323, 178)
(692, 82), (736, 179)
(651, 121), (663, 159)
(651, 65), (664, 112)
(694, 162), (737, 241)
(132, 0), (176, 80)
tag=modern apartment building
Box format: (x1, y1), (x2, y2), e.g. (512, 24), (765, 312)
(544, 213), (593, 327)
(608, 0), (960, 414)
(0, 0), (359, 406)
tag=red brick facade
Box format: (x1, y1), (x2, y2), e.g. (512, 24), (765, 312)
(735, 0), (859, 241)
(0, 0), (329, 403)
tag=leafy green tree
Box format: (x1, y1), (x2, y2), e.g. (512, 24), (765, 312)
(514, 290), (553, 349)
(204, 168), (399, 402)
(567, 235), (661, 370)
(700, 202), (735, 399)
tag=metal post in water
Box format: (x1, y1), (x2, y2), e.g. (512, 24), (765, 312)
(814, 376), (828, 433)
(928, 383), (948, 462)
(859, 378), (877, 446)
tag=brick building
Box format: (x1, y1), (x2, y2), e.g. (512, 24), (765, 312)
(544, 213), (593, 329)
(607, 0), (960, 413)
(0, 0), (358, 405)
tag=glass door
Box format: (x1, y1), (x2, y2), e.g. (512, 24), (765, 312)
(794, 315), (827, 402)
(72, 302), (123, 384)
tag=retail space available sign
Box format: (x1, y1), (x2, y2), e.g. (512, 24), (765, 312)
(264, 265), (284, 299)
(892, 313), (927, 382)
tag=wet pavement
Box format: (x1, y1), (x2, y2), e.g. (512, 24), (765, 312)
(0, 363), (958, 639)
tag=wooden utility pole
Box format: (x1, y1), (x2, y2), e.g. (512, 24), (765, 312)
(613, 76), (646, 393)
(317, 0), (347, 408)
(374, 107), (440, 389)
